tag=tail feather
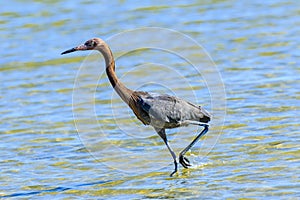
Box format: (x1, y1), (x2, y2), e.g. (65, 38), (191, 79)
(200, 106), (211, 123)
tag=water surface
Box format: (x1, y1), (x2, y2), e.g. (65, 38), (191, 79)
(0, 0), (299, 199)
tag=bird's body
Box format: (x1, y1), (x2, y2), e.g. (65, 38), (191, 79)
(129, 91), (210, 129)
(62, 38), (211, 176)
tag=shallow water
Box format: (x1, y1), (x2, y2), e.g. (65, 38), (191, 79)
(1, 0), (299, 199)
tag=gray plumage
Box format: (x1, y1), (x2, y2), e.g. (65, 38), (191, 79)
(136, 92), (210, 129)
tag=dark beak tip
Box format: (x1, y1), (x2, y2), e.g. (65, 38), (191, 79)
(61, 48), (76, 55)
(61, 51), (69, 55)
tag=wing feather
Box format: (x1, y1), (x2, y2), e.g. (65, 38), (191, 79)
(138, 92), (210, 127)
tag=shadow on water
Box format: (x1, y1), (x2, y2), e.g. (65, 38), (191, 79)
(1, 180), (111, 198)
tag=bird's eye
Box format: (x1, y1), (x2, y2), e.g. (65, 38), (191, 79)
(84, 40), (97, 47)
(84, 40), (97, 48)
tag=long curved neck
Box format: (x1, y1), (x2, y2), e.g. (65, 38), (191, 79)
(98, 44), (133, 104)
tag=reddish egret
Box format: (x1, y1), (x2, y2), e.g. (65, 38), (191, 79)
(62, 38), (211, 176)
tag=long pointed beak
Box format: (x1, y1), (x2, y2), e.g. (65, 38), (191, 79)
(61, 44), (87, 55)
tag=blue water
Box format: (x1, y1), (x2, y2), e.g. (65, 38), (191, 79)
(1, 0), (299, 199)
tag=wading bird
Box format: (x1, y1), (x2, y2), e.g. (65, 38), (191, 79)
(61, 38), (211, 176)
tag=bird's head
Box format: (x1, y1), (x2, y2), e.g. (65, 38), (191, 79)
(61, 38), (105, 55)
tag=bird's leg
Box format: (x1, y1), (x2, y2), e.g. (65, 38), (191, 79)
(154, 127), (178, 176)
(179, 124), (209, 168)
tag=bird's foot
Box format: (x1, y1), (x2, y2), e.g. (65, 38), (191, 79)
(170, 169), (177, 177)
(169, 160), (178, 177)
(179, 154), (191, 168)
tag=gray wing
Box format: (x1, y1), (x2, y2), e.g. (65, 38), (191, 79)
(137, 92), (210, 128)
